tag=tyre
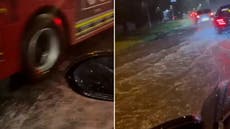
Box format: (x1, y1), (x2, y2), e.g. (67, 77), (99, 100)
(217, 28), (223, 34)
(23, 14), (64, 79)
(195, 21), (198, 25)
(193, 19), (198, 25)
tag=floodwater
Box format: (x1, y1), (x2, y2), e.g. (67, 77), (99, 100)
(116, 22), (230, 129)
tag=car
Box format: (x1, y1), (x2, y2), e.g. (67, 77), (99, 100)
(152, 81), (230, 129)
(213, 4), (230, 34)
(190, 9), (214, 24)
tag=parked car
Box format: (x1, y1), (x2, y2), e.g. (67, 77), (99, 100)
(213, 4), (230, 34)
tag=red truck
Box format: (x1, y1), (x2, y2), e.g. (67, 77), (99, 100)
(0, 0), (113, 80)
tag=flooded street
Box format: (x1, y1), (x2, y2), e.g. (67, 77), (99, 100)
(0, 29), (114, 129)
(116, 22), (230, 129)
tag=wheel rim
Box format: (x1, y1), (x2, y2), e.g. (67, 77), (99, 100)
(28, 28), (60, 74)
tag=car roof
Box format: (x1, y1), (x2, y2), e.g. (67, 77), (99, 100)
(219, 4), (230, 9)
(216, 4), (230, 16)
(198, 8), (211, 11)
(196, 9), (211, 14)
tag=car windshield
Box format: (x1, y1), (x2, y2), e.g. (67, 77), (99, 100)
(197, 9), (211, 15)
(219, 7), (230, 17)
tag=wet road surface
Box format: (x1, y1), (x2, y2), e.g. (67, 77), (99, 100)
(0, 29), (114, 129)
(116, 22), (230, 129)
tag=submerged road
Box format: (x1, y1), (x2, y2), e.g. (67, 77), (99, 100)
(116, 22), (230, 129)
(0, 29), (114, 129)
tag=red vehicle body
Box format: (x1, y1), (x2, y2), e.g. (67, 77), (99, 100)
(0, 0), (113, 79)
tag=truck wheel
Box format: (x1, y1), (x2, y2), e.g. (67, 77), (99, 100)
(23, 14), (64, 79)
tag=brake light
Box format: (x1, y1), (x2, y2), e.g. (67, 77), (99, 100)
(190, 12), (197, 17)
(216, 18), (227, 26)
(196, 15), (200, 19)
(210, 12), (214, 16)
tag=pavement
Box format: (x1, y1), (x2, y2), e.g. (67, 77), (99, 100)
(0, 29), (114, 129)
(115, 21), (230, 129)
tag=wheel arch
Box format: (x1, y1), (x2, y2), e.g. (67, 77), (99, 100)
(22, 5), (71, 48)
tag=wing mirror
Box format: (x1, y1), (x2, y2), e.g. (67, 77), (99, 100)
(151, 115), (202, 129)
(65, 51), (114, 101)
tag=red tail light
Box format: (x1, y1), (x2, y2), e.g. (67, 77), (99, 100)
(216, 18), (227, 26)
(190, 12), (197, 17)
(210, 12), (214, 16)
